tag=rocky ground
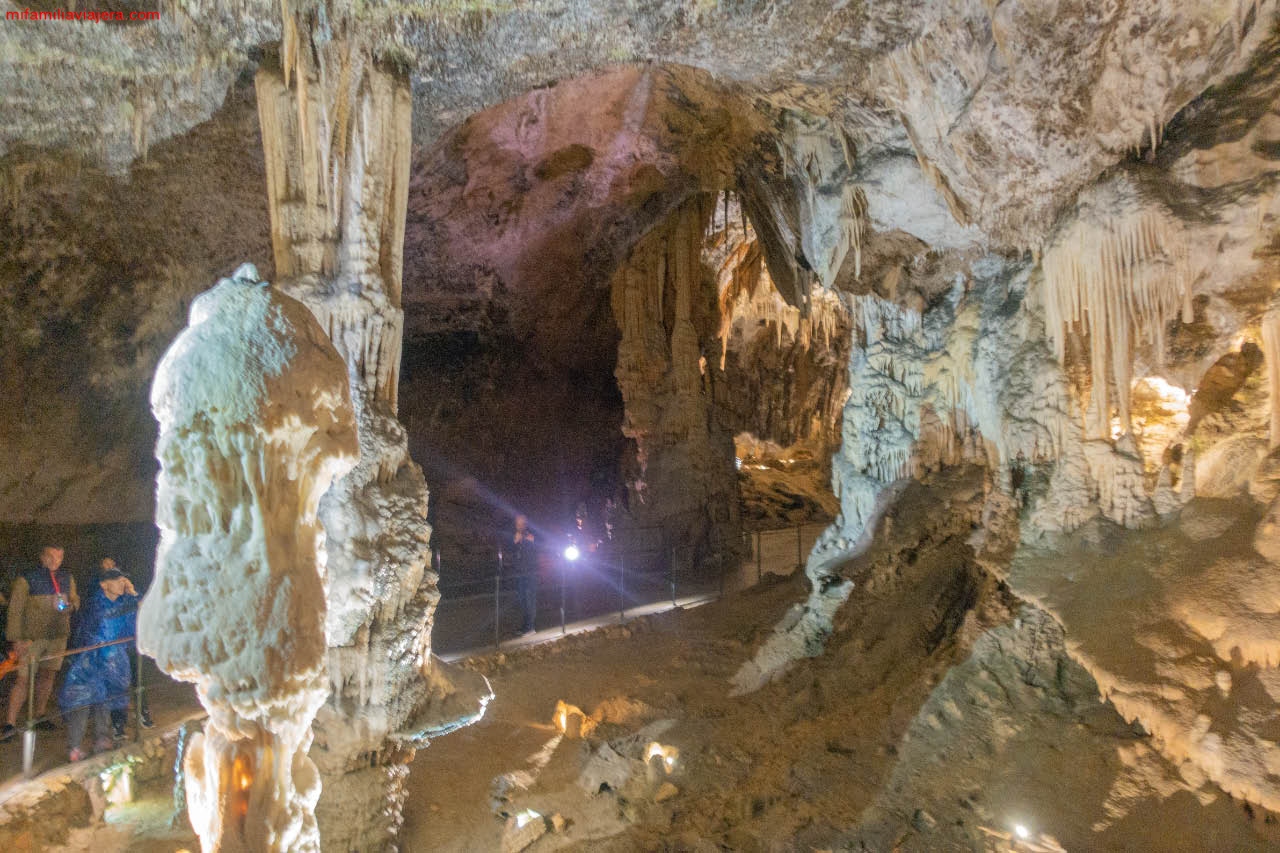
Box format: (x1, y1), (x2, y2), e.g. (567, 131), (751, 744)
(15, 469), (1278, 851)
(400, 472), (1279, 852)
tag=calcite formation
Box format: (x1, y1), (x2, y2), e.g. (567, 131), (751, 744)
(1042, 176), (1195, 437)
(610, 195), (741, 572)
(139, 264), (357, 852)
(8, 0), (1280, 843)
(255, 23), (488, 851)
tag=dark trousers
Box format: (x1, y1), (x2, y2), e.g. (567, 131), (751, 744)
(516, 574), (538, 633)
(67, 704), (110, 752)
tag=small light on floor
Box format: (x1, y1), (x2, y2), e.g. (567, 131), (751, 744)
(1015, 823), (1030, 839)
(515, 808), (542, 829)
(645, 741), (679, 774)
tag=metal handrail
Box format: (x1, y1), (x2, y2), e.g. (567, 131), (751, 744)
(434, 521), (828, 653)
(33, 634), (135, 663)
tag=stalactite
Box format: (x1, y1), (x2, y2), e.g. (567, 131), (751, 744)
(1042, 180), (1194, 438)
(712, 192), (849, 370)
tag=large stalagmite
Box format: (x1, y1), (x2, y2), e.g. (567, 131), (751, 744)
(255, 23), (489, 851)
(139, 264), (358, 853)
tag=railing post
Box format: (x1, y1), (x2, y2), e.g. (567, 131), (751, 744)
(135, 643), (145, 743)
(560, 561), (567, 636)
(494, 549), (503, 649)
(493, 574), (502, 650)
(795, 524), (803, 571)
(619, 551), (626, 623)
(22, 656), (37, 778)
(747, 527), (757, 581)
(669, 544), (677, 608)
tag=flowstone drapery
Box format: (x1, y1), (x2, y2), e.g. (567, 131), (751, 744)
(255, 29), (489, 851)
(139, 264), (358, 853)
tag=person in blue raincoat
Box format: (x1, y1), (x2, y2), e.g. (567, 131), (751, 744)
(58, 568), (138, 761)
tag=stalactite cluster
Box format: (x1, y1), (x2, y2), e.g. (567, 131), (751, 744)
(1042, 178), (1195, 438)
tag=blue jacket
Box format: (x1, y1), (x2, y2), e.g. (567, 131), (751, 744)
(57, 586), (138, 712)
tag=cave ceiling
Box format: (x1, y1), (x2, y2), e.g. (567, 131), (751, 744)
(4, 0), (1280, 524)
(4, 0), (1273, 252)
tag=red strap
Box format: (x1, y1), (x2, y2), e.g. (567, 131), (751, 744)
(49, 570), (62, 597)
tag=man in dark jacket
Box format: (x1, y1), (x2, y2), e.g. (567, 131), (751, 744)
(510, 515), (538, 635)
(3, 545), (78, 738)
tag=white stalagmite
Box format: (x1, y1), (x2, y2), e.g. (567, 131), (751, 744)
(256, 29), (490, 851)
(139, 263), (358, 853)
(1042, 176), (1195, 437)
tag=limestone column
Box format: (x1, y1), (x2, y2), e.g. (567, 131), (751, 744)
(255, 29), (489, 851)
(610, 195), (741, 576)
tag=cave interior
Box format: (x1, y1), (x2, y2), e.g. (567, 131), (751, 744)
(3, 0), (1280, 851)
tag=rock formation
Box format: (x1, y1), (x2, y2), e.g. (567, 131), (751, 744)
(609, 195), (740, 572)
(7, 0), (1280, 847)
(254, 17), (489, 850)
(139, 264), (357, 852)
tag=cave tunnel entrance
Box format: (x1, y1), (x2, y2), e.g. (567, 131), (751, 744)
(397, 64), (856, 596)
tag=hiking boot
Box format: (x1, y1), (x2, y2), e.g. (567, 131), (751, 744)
(0, 724), (15, 741)
(140, 710), (154, 729)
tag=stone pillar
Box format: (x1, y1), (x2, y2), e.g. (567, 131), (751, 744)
(610, 194), (741, 575)
(255, 38), (489, 852)
(140, 266), (358, 853)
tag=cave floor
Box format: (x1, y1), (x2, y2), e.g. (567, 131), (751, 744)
(29, 491), (1280, 852)
(402, 497), (1279, 852)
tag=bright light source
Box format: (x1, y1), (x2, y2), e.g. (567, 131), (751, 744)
(645, 741), (679, 774)
(564, 545), (580, 561)
(1014, 824), (1030, 839)
(515, 808), (542, 829)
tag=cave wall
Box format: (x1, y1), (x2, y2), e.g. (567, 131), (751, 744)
(0, 80), (271, 524)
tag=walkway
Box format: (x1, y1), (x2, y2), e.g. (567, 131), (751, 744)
(0, 522), (827, 790)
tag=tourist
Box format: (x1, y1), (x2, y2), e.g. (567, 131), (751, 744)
(3, 545), (78, 739)
(96, 557), (153, 734)
(510, 515), (538, 635)
(58, 568), (139, 760)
